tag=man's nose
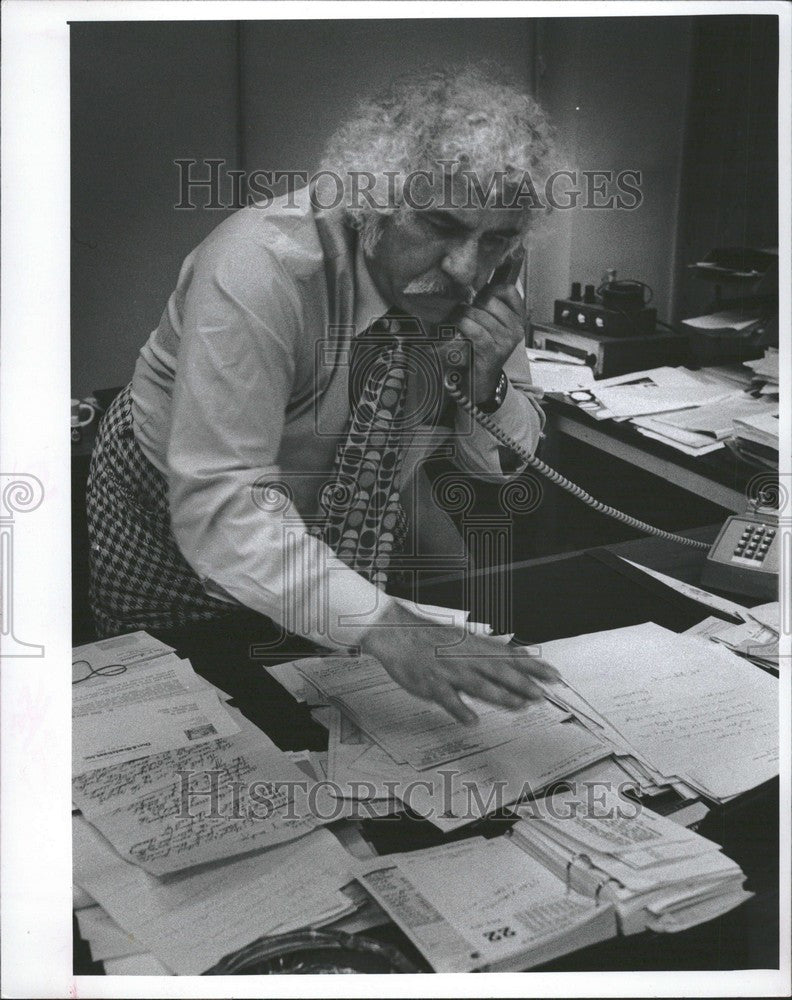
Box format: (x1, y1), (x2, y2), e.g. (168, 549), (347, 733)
(440, 239), (479, 290)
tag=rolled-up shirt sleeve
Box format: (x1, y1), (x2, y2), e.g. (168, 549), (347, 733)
(166, 243), (397, 650)
(451, 341), (545, 482)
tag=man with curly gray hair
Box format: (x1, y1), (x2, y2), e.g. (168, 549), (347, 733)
(87, 64), (560, 725)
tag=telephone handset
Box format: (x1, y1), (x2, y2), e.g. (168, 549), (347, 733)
(473, 249), (526, 306)
(447, 252), (779, 599)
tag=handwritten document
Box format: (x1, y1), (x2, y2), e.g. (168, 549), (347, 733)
(71, 708), (280, 813)
(73, 817), (357, 974)
(74, 729), (330, 874)
(540, 623), (778, 801)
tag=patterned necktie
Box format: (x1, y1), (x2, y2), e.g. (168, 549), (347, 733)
(313, 314), (411, 590)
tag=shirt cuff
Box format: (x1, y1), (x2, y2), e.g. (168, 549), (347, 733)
(453, 379), (544, 479)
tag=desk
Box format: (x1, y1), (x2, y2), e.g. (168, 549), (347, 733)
(73, 527), (779, 974)
(541, 394), (756, 513)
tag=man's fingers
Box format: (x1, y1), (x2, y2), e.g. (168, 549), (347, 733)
(429, 678), (478, 725)
(385, 667), (433, 702)
(447, 669), (531, 710)
(474, 660), (545, 701)
(456, 314), (497, 345)
(509, 652), (562, 682)
(488, 284), (523, 313)
(466, 298), (516, 331)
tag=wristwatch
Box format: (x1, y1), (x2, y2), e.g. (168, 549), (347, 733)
(478, 370), (509, 414)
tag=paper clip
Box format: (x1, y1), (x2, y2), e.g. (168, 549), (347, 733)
(595, 874), (624, 908)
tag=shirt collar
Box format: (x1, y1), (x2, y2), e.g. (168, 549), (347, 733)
(353, 243), (390, 336)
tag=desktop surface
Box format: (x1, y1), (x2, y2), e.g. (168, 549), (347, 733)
(73, 528), (779, 975)
(543, 393), (761, 501)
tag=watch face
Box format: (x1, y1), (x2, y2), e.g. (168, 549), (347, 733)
(478, 371), (507, 413)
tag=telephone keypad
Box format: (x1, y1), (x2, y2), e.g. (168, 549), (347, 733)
(732, 523), (775, 563)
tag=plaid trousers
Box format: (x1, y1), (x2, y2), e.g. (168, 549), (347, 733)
(85, 385), (237, 638)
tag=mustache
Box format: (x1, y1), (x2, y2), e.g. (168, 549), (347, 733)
(402, 275), (474, 302)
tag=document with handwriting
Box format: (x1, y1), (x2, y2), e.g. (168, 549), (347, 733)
(73, 818), (357, 974)
(75, 729), (329, 874)
(541, 622), (778, 801)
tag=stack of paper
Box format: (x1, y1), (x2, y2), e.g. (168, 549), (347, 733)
(511, 786), (750, 935)
(73, 817), (361, 974)
(358, 834), (617, 971)
(731, 410), (779, 468)
(632, 394), (778, 457)
(743, 348), (779, 396)
(72, 633), (242, 770)
(591, 367), (733, 420)
(682, 310), (760, 334)
(72, 630), (380, 973)
(559, 363), (781, 458)
(565, 366), (740, 438)
(685, 601), (781, 674)
(537, 622), (779, 804)
(72, 630), (359, 873)
(526, 347), (596, 395)
(293, 652), (609, 831)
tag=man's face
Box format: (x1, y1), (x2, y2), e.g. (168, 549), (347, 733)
(366, 201), (523, 326)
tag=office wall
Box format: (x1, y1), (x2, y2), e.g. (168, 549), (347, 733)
(71, 18), (535, 398)
(71, 17), (697, 394)
(239, 19), (533, 177)
(528, 17), (693, 328)
(675, 15), (779, 322)
(71, 22), (240, 398)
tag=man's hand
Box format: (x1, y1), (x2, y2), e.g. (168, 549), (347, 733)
(449, 285), (525, 404)
(359, 602), (559, 724)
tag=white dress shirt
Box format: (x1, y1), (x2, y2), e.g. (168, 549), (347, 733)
(130, 188), (545, 649)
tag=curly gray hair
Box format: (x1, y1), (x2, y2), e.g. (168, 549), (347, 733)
(317, 64), (558, 252)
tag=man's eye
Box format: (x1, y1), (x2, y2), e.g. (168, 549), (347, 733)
(482, 232), (509, 248)
(428, 217), (456, 236)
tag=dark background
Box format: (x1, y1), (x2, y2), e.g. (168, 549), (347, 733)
(70, 15), (780, 639)
(71, 15), (778, 397)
